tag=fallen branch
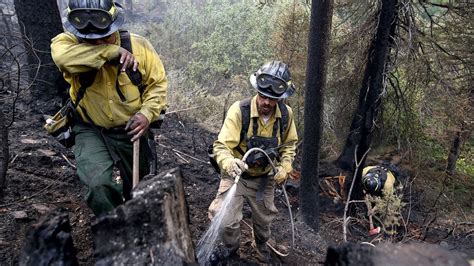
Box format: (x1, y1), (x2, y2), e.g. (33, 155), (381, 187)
(10, 154), (18, 164)
(159, 144), (209, 164)
(174, 152), (190, 163)
(60, 153), (76, 169)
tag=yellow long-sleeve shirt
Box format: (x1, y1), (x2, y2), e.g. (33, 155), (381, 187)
(213, 95), (298, 176)
(51, 31), (167, 129)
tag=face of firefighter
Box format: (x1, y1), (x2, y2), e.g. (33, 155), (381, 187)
(256, 93), (278, 116)
(84, 33), (115, 45)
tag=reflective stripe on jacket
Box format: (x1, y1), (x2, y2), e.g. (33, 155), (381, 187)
(213, 95), (298, 176)
(51, 31), (167, 128)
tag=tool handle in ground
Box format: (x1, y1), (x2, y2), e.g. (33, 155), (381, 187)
(133, 138), (140, 188)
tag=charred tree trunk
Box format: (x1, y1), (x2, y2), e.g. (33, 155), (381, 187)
(0, 110), (7, 190)
(92, 168), (195, 264)
(13, 0), (64, 108)
(19, 208), (78, 265)
(300, 0), (334, 231)
(335, 0), (398, 198)
(446, 123), (464, 175)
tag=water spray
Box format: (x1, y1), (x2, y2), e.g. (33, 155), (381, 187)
(197, 147), (295, 264)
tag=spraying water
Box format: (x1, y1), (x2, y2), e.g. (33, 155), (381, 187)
(195, 147), (288, 264)
(196, 181), (238, 264)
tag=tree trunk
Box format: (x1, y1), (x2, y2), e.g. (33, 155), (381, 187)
(92, 168), (195, 264)
(13, 0), (64, 107)
(19, 208), (78, 265)
(446, 123), (465, 175)
(335, 0), (398, 198)
(300, 0), (334, 231)
(0, 110), (7, 190)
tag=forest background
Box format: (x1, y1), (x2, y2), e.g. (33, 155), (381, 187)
(0, 0), (472, 263)
(112, 0), (473, 200)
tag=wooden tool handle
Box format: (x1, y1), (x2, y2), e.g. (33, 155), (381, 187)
(133, 138), (140, 188)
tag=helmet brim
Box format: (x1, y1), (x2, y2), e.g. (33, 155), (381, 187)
(250, 73), (295, 100)
(62, 4), (125, 40)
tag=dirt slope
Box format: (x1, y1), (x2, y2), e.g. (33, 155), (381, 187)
(0, 108), (472, 265)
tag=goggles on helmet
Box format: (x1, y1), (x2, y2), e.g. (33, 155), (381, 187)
(256, 74), (290, 95)
(67, 5), (117, 30)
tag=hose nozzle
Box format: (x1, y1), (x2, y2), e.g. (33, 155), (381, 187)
(234, 175), (240, 184)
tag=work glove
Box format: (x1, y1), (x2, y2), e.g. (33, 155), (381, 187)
(223, 158), (248, 178)
(274, 166), (289, 185)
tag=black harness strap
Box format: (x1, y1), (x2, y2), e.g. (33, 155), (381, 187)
(277, 101), (289, 138)
(272, 118), (280, 138)
(252, 117), (258, 136)
(115, 68), (127, 102)
(239, 97), (252, 143)
(118, 30), (147, 96)
(235, 97), (289, 156)
(235, 97), (252, 156)
(72, 70), (97, 108)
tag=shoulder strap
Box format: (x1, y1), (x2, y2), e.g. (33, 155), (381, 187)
(119, 29), (132, 53)
(233, 97), (252, 156)
(237, 98), (289, 141)
(119, 30), (146, 96)
(73, 70), (97, 108)
(277, 101), (289, 138)
(239, 97), (252, 143)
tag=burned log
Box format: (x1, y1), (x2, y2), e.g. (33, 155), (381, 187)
(324, 242), (469, 266)
(92, 167), (195, 265)
(19, 207), (78, 266)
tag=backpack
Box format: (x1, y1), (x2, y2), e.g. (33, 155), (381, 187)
(208, 97), (289, 173)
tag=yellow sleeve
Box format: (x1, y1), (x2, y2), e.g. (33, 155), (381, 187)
(134, 37), (168, 123)
(213, 102), (242, 170)
(51, 32), (119, 74)
(278, 105), (298, 173)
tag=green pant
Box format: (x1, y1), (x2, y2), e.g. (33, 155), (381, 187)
(72, 124), (149, 216)
(208, 175), (278, 251)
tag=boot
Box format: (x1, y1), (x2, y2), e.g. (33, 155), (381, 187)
(209, 244), (237, 265)
(255, 242), (272, 263)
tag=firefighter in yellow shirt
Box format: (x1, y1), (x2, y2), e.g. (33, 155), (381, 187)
(50, 0), (167, 216)
(208, 61), (298, 264)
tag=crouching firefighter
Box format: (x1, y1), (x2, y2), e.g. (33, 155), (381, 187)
(50, 0), (167, 216)
(361, 164), (404, 197)
(208, 61), (298, 264)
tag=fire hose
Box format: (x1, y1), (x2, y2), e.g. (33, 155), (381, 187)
(239, 147), (295, 250)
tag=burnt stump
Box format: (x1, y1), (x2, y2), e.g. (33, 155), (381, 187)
(92, 167), (195, 265)
(19, 207), (77, 266)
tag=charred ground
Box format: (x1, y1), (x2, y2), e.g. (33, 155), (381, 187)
(0, 104), (472, 265)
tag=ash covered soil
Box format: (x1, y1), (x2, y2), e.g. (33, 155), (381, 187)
(0, 108), (472, 265)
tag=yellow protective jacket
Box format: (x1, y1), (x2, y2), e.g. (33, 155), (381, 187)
(51, 31), (167, 129)
(213, 95), (298, 177)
